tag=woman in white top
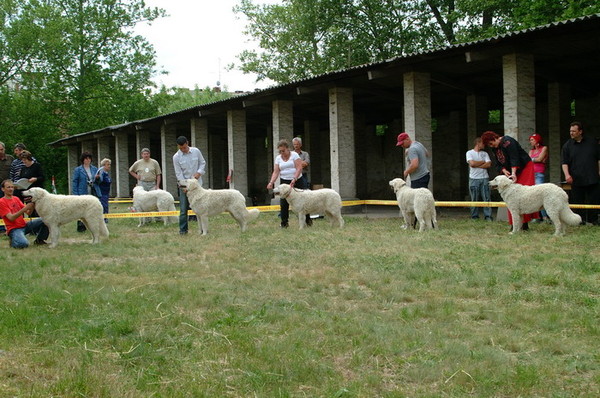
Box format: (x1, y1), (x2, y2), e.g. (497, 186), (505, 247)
(267, 139), (304, 228)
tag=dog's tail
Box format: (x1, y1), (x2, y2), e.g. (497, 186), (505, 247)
(560, 206), (582, 226)
(100, 218), (110, 237)
(245, 208), (260, 223)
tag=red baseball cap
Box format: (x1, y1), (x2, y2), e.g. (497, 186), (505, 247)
(396, 132), (410, 146)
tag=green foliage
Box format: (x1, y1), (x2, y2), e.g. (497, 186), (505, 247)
(0, 0), (166, 191)
(235, 0), (600, 84)
(151, 85), (234, 115)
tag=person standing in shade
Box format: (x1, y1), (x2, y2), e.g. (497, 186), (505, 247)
(292, 136), (312, 226)
(396, 132), (430, 189)
(129, 148), (162, 191)
(482, 131), (538, 230)
(95, 158), (112, 220)
(561, 121), (600, 225)
(173, 136), (206, 235)
(466, 137), (492, 221)
(72, 152), (100, 232)
(529, 133), (550, 223)
(0, 142), (13, 199)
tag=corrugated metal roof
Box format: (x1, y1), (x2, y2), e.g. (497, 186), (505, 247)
(50, 13), (599, 146)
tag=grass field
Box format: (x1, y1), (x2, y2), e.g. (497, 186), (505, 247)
(0, 205), (598, 397)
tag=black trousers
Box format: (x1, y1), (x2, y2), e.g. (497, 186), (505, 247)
(279, 177), (311, 226)
(571, 183), (600, 224)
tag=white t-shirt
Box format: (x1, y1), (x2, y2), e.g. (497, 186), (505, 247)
(275, 151), (300, 180)
(466, 149), (491, 179)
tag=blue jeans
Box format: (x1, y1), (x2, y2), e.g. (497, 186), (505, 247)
(178, 187), (191, 233)
(410, 173), (430, 189)
(534, 172), (548, 219)
(8, 218), (49, 248)
(469, 178), (492, 219)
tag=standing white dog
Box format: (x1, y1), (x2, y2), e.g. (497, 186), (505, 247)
(132, 186), (177, 227)
(22, 187), (109, 248)
(273, 184), (344, 229)
(489, 175), (581, 235)
(179, 179), (260, 235)
(389, 178), (437, 231)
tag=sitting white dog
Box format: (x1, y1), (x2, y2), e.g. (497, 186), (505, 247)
(22, 187), (109, 248)
(489, 175), (581, 236)
(179, 179), (260, 235)
(389, 178), (437, 231)
(132, 186), (177, 227)
(273, 184), (344, 229)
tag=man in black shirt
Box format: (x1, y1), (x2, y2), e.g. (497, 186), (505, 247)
(561, 121), (600, 225)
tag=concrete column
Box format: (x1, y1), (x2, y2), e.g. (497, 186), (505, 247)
(191, 117), (209, 187)
(67, 145), (79, 194)
(97, 137), (110, 165)
(503, 53), (536, 144)
(403, 71), (433, 189)
(114, 133), (129, 197)
(548, 83), (571, 182)
(467, 94), (489, 143)
(136, 129), (151, 155)
(227, 110), (248, 197)
(329, 87), (356, 198)
(161, 122), (178, 197)
(303, 120), (319, 185)
(272, 100), (293, 157)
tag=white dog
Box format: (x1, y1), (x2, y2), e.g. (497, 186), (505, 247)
(179, 179), (260, 235)
(273, 184), (344, 229)
(489, 175), (581, 235)
(389, 178), (437, 232)
(132, 186), (177, 227)
(22, 187), (109, 248)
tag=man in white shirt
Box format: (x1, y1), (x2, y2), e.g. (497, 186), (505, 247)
(173, 136), (206, 234)
(466, 137), (492, 221)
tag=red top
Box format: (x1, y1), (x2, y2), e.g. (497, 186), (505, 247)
(0, 196), (27, 234)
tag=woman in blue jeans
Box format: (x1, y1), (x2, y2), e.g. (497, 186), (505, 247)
(529, 134), (551, 222)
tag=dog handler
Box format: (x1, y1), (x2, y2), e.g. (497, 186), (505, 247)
(0, 179), (49, 248)
(173, 136), (206, 235)
(481, 130), (538, 229)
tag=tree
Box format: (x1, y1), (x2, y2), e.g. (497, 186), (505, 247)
(234, 0), (600, 84)
(27, 0), (165, 134)
(151, 85), (234, 115)
(234, 0), (440, 83)
(0, 0), (165, 192)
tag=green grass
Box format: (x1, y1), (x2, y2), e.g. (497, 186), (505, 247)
(0, 206), (599, 397)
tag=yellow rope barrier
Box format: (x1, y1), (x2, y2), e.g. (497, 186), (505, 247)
(2, 200), (599, 226)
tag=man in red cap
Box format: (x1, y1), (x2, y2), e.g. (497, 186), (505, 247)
(396, 132), (430, 188)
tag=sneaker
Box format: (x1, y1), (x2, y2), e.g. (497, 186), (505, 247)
(280, 222), (289, 228)
(179, 231), (188, 235)
(34, 239), (47, 245)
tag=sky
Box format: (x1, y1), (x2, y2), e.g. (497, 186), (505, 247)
(134, 0), (281, 92)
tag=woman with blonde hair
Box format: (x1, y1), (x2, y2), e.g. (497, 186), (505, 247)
(95, 158), (112, 219)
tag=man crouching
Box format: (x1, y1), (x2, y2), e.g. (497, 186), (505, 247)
(0, 179), (49, 248)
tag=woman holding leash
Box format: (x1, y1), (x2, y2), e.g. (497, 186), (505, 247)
(481, 131), (538, 230)
(266, 139), (304, 228)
